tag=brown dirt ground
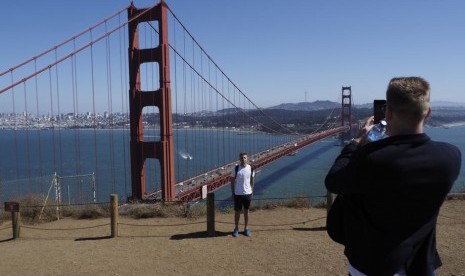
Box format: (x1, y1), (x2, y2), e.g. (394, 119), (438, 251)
(0, 200), (464, 276)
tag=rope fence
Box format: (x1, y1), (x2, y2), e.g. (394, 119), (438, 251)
(21, 223), (110, 231)
(211, 195), (328, 203)
(1, 192), (464, 241)
(215, 216), (327, 227)
(118, 221), (205, 227)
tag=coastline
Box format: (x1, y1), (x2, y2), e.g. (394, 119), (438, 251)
(425, 120), (465, 129)
(440, 121), (465, 128)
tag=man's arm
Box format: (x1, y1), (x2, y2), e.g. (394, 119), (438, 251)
(230, 176), (235, 195)
(325, 117), (373, 195)
(250, 175), (254, 191)
(325, 143), (358, 194)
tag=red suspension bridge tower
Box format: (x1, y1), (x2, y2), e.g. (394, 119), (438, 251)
(341, 86), (352, 128)
(341, 86), (353, 141)
(127, 1), (175, 201)
(126, 1), (354, 203)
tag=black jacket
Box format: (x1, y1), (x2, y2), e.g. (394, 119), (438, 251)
(325, 133), (461, 275)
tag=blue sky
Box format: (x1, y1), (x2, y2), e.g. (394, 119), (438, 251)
(1, 0), (465, 108)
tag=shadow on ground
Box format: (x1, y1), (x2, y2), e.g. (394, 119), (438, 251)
(170, 231), (230, 240)
(0, 237), (15, 243)
(293, 226), (326, 232)
(75, 236), (112, 241)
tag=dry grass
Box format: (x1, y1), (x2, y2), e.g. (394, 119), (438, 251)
(69, 204), (111, 219)
(5, 193), (432, 225)
(0, 194), (112, 224)
(117, 201), (208, 219)
(0, 194), (332, 225)
(251, 195), (319, 211)
(15, 194), (57, 223)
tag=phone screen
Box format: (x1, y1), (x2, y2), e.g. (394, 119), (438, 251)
(373, 99), (386, 124)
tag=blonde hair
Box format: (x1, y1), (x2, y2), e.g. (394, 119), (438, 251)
(386, 77), (430, 122)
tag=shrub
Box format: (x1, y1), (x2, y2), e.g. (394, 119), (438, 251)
(118, 201), (208, 219)
(313, 198), (328, 208)
(182, 202), (207, 219)
(251, 196), (313, 211)
(120, 203), (181, 219)
(16, 194), (58, 224)
(5, 193), (335, 223)
(72, 204), (110, 219)
(251, 200), (279, 211)
(283, 197), (311, 208)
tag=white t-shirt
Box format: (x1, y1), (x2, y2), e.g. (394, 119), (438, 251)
(231, 164), (254, 195)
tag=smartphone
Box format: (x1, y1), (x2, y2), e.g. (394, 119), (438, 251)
(373, 99), (387, 124)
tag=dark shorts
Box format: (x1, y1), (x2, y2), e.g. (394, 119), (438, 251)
(234, 194), (252, 211)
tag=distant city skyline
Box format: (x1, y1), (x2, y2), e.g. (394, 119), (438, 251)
(1, 98), (463, 119)
(1, 0), (464, 111)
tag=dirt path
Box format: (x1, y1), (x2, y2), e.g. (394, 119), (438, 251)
(0, 200), (464, 276)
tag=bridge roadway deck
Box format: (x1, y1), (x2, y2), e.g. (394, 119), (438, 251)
(167, 126), (349, 202)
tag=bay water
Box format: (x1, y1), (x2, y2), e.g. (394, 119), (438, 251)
(0, 125), (464, 204)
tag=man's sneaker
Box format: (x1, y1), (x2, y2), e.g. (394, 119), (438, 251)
(244, 228), (251, 237)
(232, 228), (239, 237)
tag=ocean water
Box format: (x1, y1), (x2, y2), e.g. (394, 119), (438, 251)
(425, 125), (465, 191)
(0, 125), (464, 203)
(227, 125), (465, 205)
(0, 128), (293, 203)
(216, 138), (342, 204)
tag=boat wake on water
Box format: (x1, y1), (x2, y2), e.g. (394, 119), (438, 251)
(179, 151), (193, 160)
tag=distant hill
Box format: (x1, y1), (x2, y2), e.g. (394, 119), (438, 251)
(261, 100), (464, 128)
(267, 100), (465, 111)
(170, 99), (463, 133)
(431, 101), (465, 109)
(267, 100), (339, 111)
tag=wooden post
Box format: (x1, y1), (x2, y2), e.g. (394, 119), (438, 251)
(110, 194), (118, 238)
(207, 193), (215, 236)
(12, 211), (20, 239)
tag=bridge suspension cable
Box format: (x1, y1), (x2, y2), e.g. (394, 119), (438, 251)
(0, 1), (349, 204)
(165, 7), (301, 137)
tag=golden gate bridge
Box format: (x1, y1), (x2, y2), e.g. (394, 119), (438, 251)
(0, 1), (353, 204)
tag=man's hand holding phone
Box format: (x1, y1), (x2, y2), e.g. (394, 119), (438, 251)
(373, 99), (386, 124)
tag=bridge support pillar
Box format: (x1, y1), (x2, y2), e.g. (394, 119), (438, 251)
(127, 2), (175, 202)
(341, 86), (352, 142)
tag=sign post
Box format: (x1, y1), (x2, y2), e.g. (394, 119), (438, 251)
(4, 202), (20, 239)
